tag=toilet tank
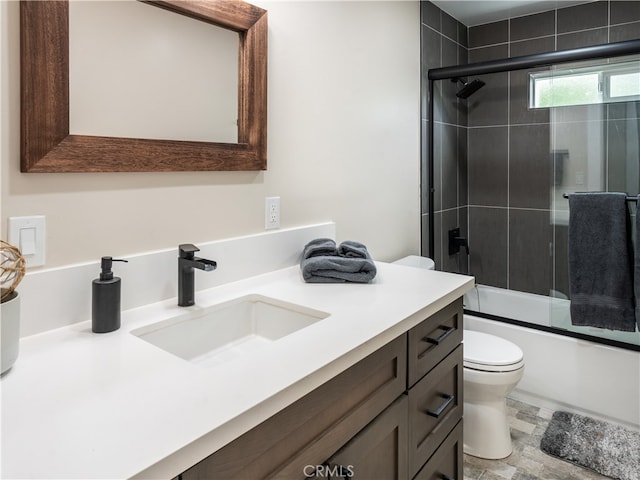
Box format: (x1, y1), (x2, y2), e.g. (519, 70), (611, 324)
(392, 255), (435, 270)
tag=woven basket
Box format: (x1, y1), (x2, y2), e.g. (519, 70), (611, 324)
(1, 240), (26, 302)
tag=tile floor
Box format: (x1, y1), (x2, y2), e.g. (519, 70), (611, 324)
(463, 398), (611, 480)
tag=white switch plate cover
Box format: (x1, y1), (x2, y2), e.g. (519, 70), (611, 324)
(8, 216), (46, 267)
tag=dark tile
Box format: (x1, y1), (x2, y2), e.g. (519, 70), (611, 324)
(442, 10), (458, 41)
(557, 28), (608, 50)
(439, 38), (460, 124)
(608, 101), (640, 120)
(421, 1), (440, 33)
(610, 21), (640, 42)
(607, 118), (640, 196)
(610, 1), (640, 25)
(442, 35), (458, 68)
(510, 10), (555, 42)
(509, 209), (553, 295)
(467, 72), (509, 127)
(551, 103), (605, 123)
(459, 207), (469, 274)
(421, 119), (429, 214)
(510, 68), (551, 125)
(422, 24), (441, 70)
(510, 35), (555, 57)
(434, 211), (442, 267)
(509, 37), (554, 126)
(469, 20), (509, 48)
(421, 213), (431, 260)
(441, 124), (459, 210)
(458, 21), (468, 48)
(557, 1), (608, 34)
(458, 127), (468, 206)
(458, 44), (468, 67)
(423, 24), (441, 120)
(434, 122), (443, 212)
(468, 126), (508, 206)
(456, 77), (468, 125)
(468, 206), (508, 287)
(549, 112), (606, 193)
(441, 209), (464, 273)
(509, 124), (552, 209)
(421, 65), (428, 121)
(434, 79), (445, 125)
(468, 43), (508, 63)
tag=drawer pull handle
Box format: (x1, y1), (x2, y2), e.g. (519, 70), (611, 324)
(423, 325), (455, 345)
(426, 393), (455, 418)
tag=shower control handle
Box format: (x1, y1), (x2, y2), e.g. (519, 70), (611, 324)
(423, 325), (455, 345)
(426, 393), (455, 418)
(448, 227), (469, 256)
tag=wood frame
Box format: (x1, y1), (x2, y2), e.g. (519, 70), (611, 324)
(20, 0), (267, 173)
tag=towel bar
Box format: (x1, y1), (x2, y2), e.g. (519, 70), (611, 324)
(562, 193), (638, 203)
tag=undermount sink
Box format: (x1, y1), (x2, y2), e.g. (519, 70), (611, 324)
(132, 294), (330, 367)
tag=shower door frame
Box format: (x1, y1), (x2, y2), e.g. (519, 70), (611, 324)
(425, 38), (640, 261)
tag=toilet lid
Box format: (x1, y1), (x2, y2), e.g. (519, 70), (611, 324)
(463, 330), (524, 372)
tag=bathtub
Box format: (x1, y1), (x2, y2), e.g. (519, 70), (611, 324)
(463, 285), (640, 430)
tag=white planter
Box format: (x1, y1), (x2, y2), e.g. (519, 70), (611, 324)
(1, 291), (20, 375)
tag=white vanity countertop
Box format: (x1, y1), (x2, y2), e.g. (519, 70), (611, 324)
(1, 262), (474, 479)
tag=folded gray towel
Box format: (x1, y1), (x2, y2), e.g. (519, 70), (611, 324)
(568, 192), (636, 331)
(302, 238), (338, 259)
(338, 240), (369, 258)
(301, 239), (377, 283)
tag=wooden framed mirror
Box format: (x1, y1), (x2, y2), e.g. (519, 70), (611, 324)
(20, 0), (267, 173)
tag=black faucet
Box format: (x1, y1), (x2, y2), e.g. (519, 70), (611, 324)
(178, 244), (217, 307)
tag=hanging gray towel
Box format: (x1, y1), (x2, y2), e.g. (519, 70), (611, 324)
(301, 239), (377, 283)
(568, 192), (636, 331)
(636, 195), (640, 332)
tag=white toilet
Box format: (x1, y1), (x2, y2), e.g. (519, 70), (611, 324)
(390, 256), (525, 459)
(463, 330), (524, 459)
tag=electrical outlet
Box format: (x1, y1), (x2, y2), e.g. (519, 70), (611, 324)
(265, 197), (280, 229)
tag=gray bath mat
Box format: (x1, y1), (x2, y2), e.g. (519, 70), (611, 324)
(540, 411), (640, 480)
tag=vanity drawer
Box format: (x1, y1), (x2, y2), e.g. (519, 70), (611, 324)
(413, 420), (463, 480)
(408, 344), (463, 478)
(181, 335), (407, 480)
(408, 299), (463, 387)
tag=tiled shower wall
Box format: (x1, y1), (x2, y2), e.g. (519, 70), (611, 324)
(420, 1), (469, 275)
(421, 0), (640, 296)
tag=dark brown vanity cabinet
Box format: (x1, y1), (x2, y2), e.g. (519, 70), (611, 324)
(178, 298), (463, 480)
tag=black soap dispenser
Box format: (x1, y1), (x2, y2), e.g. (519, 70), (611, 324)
(92, 256), (128, 333)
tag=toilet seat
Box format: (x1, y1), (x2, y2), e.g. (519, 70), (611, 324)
(463, 330), (524, 372)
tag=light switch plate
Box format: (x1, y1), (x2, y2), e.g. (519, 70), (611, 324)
(8, 216), (46, 267)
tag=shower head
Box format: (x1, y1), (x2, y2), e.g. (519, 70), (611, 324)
(452, 77), (486, 99)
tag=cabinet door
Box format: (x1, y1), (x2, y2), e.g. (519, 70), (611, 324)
(180, 336), (407, 480)
(321, 395), (408, 480)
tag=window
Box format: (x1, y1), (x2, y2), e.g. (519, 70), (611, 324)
(530, 58), (640, 108)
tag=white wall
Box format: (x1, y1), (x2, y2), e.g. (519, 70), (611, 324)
(1, 0), (420, 269)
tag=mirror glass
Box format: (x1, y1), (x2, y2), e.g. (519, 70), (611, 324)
(69, 0), (238, 143)
(20, 0), (267, 172)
